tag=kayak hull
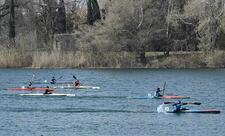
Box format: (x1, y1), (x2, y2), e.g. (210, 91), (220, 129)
(157, 95), (190, 99)
(32, 81), (73, 84)
(58, 85), (100, 89)
(8, 87), (54, 91)
(128, 95), (190, 99)
(166, 109), (220, 114)
(20, 93), (75, 97)
(75, 86), (100, 89)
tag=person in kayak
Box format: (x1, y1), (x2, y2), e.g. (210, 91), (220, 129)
(43, 86), (53, 94)
(28, 82), (32, 88)
(50, 76), (56, 84)
(74, 79), (81, 87)
(155, 87), (163, 97)
(173, 100), (188, 112)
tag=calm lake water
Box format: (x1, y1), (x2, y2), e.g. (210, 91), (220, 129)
(0, 69), (224, 136)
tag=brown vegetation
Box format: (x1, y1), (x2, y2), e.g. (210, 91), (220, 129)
(0, 0), (225, 68)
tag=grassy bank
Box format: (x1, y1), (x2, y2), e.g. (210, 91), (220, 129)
(0, 49), (225, 68)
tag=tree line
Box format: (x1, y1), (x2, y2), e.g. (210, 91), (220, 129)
(0, 0), (225, 67)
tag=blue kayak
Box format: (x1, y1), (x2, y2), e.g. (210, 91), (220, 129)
(166, 109), (220, 114)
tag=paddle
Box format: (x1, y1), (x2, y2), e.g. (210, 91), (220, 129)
(73, 75), (77, 80)
(50, 76), (63, 84)
(164, 102), (201, 105)
(26, 74), (35, 88)
(162, 82), (166, 95)
(56, 76), (63, 81)
(31, 74), (35, 82)
(73, 75), (83, 86)
(30, 74), (35, 84)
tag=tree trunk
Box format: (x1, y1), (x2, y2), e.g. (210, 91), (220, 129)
(9, 0), (15, 47)
(55, 0), (67, 34)
(87, 0), (101, 25)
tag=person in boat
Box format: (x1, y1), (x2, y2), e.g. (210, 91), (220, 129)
(74, 79), (81, 87)
(172, 100), (188, 112)
(155, 87), (163, 97)
(50, 76), (56, 84)
(44, 86), (53, 94)
(28, 82), (32, 88)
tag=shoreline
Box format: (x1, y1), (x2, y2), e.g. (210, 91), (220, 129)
(1, 67), (225, 69)
(1, 50), (225, 69)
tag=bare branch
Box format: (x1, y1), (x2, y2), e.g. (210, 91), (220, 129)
(0, 11), (9, 18)
(137, 0), (144, 29)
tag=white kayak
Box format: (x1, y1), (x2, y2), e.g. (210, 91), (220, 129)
(32, 80), (73, 84)
(75, 86), (100, 89)
(20, 93), (76, 97)
(58, 85), (100, 89)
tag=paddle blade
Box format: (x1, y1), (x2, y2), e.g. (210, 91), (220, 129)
(164, 102), (201, 105)
(73, 75), (77, 79)
(163, 82), (166, 90)
(192, 102), (201, 105)
(164, 102), (174, 104)
(57, 76), (63, 80)
(183, 102), (201, 105)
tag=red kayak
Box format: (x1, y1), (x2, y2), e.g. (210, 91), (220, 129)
(7, 87), (54, 91)
(158, 95), (190, 99)
(128, 94), (190, 99)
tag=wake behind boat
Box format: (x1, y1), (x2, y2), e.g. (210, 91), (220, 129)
(20, 93), (75, 97)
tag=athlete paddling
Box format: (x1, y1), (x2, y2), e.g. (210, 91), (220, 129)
(155, 87), (163, 97)
(28, 82), (33, 88)
(162, 101), (218, 113)
(74, 79), (81, 87)
(73, 76), (81, 87)
(172, 100), (188, 112)
(43, 86), (54, 94)
(50, 76), (56, 84)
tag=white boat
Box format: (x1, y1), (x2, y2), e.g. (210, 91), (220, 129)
(20, 93), (76, 97)
(75, 86), (100, 89)
(58, 85), (100, 89)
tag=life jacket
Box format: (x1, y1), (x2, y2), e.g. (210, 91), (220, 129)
(75, 80), (80, 86)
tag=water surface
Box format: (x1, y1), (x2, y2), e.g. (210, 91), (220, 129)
(0, 69), (224, 136)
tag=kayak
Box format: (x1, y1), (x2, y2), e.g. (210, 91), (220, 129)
(8, 87), (54, 91)
(32, 81), (73, 84)
(55, 84), (74, 89)
(166, 109), (221, 114)
(128, 94), (190, 99)
(75, 86), (100, 89)
(20, 93), (75, 97)
(58, 85), (100, 89)
(157, 95), (190, 99)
